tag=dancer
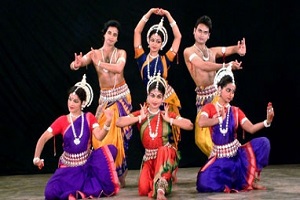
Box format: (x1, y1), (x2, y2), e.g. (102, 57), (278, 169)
(70, 20), (132, 187)
(183, 15), (245, 156)
(134, 7), (182, 150)
(33, 75), (119, 199)
(116, 74), (193, 200)
(196, 67), (274, 192)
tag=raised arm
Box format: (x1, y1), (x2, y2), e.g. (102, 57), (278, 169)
(160, 9), (181, 54)
(241, 102), (274, 134)
(134, 8), (160, 48)
(211, 37), (246, 59)
(93, 109), (114, 141)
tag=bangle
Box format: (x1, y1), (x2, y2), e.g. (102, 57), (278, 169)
(142, 16), (148, 23)
(72, 62), (79, 70)
(33, 157), (40, 164)
(138, 115), (141, 123)
(170, 118), (174, 126)
(218, 116), (223, 124)
(97, 60), (101, 67)
(263, 120), (271, 128)
(104, 124), (110, 131)
(170, 21), (177, 28)
(222, 47), (226, 54)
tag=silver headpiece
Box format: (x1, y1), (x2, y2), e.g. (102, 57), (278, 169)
(213, 63), (235, 89)
(146, 72), (167, 95)
(74, 74), (94, 108)
(146, 17), (168, 50)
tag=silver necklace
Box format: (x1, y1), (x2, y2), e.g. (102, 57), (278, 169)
(193, 44), (209, 61)
(147, 54), (159, 80)
(147, 108), (160, 140)
(69, 113), (84, 145)
(217, 105), (230, 136)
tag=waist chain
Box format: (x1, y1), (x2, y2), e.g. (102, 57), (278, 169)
(210, 139), (241, 158)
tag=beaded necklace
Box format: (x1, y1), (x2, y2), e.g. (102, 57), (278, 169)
(69, 113), (84, 145)
(147, 108), (160, 140)
(147, 54), (159, 80)
(216, 102), (231, 136)
(193, 44), (209, 61)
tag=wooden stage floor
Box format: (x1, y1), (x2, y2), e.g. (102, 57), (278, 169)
(0, 164), (300, 200)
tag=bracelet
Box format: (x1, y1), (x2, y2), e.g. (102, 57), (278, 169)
(72, 62), (79, 70)
(263, 120), (271, 128)
(138, 115), (142, 123)
(104, 124), (110, 131)
(33, 157), (40, 164)
(170, 21), (177, 28)
(170, 118), (174, 126)
(142, 16), (148, 23)
(97, 60), (101, 67)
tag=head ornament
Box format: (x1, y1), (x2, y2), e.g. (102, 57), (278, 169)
(74, 74), (94, 108)
(146, 72), (167, 95)
(213, 63), (235, 88)
(147, 17), (168, 50)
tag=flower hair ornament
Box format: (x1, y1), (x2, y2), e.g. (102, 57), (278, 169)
(146, 17), (168, 50)
(213, 62), (235, 89)
(146, 72), (167, 95)
(74, 74), (94, 108)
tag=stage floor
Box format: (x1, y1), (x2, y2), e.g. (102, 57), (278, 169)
(1, 164), (300, 200)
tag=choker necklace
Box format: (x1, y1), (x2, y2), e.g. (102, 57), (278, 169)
(69, 113), (84, 145)
(149, 54), (159, 59)
(147, 108), (160, 115)
(147, 53), (159, 80)
(193, 44), (209, 61)
(147, 113), (160, 140)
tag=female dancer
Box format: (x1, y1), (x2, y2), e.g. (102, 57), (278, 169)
(116, 74), (193, 200)
(196, 67), (274, 192)
(33, 75), (119, 199)
(134, 7), (182, 150)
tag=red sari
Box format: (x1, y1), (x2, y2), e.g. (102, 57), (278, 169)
(131, 110), (180, 198)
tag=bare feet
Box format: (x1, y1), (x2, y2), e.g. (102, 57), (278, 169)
(119, 169), (128, 188)
(157, 189), (167, 200)
(252, 182), (267, 190)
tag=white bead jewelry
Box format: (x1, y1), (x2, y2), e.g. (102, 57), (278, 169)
(193, 44), (209, 61)
(170, 21), (177, 28)
(170, 118), (174, 126)
(263, 120), (271, 128)
(103, 124), (110, 131)
(147, 54), (159, 80)
(69, 113), (84, 145)
(147, 109), (160, 140)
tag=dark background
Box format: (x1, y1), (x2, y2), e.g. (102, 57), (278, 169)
(1, 0), (299, 175)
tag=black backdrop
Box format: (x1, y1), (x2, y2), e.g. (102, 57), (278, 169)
(1, 0), (299, 175)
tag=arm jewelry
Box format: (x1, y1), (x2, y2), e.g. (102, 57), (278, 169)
(138, 115), (142, 123)
(189, 53), (197, 62)
(142, 15), (148, 23)
(97, 60), (101, 67)
(103, 124), (110, 131)
(33, 157), (44, 165)
(170, 118), (174, 126)
(263, 120), (271, 128)
(170, 21), (177, 28)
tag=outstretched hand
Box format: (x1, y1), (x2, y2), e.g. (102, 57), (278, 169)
(139, 103), (148, 121)
(230, 60), (243, 70)
(73, 52), (83, 69)
(161, 103), (171, 122)
(266, 102), (274, 123)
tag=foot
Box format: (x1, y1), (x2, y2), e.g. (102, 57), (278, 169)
(252, 182), (267, 190)
(119, 169), (128, 188)
(157, 189), (167, 200)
